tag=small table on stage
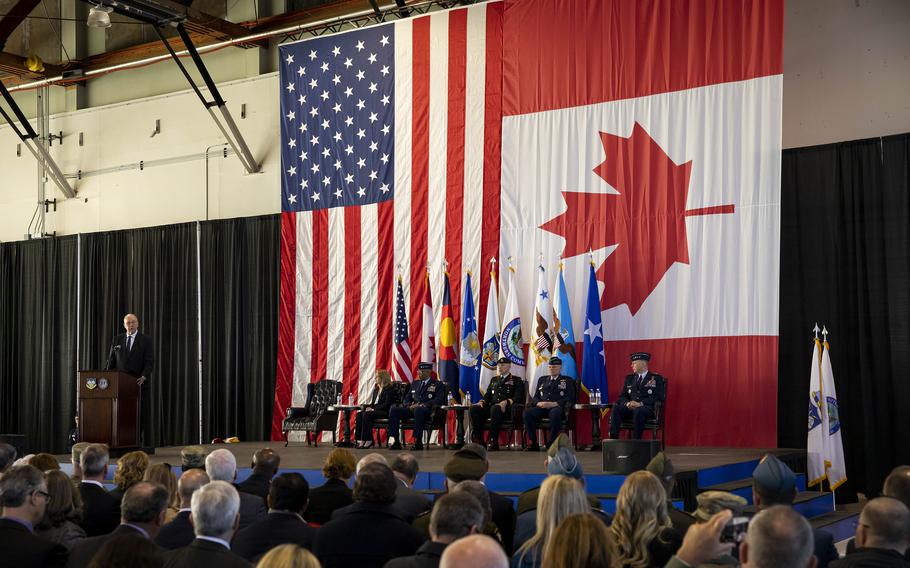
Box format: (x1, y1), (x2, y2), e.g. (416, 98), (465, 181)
(442, 404), (470, 450)
(574, 403), (613, 451)
(330, 405), (360, 448)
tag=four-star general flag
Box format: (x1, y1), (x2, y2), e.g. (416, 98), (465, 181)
(581, 258), (608, 402)
(459, 273), (482, 402)
(553, 263), (579, 381)
(527, 263), (554, 394)
(479, 264), (501, 394)
(273, 3), (504, 440)
(499, 0), (783, 446)
(393, 276), (413, 383)
(438, 271), (459, 399)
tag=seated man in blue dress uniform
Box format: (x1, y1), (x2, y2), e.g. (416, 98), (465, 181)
(388, 362), (447, 451)
(522, 357), (576, 451)
(608, 352), (666, 439)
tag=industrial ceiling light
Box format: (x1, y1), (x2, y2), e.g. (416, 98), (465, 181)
(87, 4), (113, 28)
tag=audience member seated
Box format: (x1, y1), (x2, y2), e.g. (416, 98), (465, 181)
(236, 449), (281, 504)
(143, 464), (180, 523)
(155, 469), (209, 550)
(0, 464), (68, 567)
(0, 442), (17, 478)
(78, 444), (121, 537)
(752, 454), (838, 568)
(512, 475), (590, 568)
(646, 452), (696, 534)
(385, 492), (485, 568)
(110, 451), (150, 501)
(306, 448), (356, 525)
(846, 465), (910, 559)
(330, 453), (391, 520)
(206, 449), (266, 530)
(611, 470), (682, 568)
(30, 453), (62, 472)
(689, 491), (748, 567)
(71, 443), (91, 483)
(664, 510), (734, 568)
(313, 463), (423, 568)
(440, 534), (508, 568)
(255, 544), (321, 568)
(36, 469), (87, 550)
(180, 446), (207, 472)
(163, 480), (252, 568)
(541, 513), (618, 568)
(831, 497), (910, 568)
(85, 533), (164, 568)
(392, 453), (432, 522)
(67, 481), (170, 568)
(233, 473), (318, 562)
(355, 369), (397, 449)
(452, 480), (502, 545)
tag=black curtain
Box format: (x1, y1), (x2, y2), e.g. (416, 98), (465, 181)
(199, 215), (280, 442)
(779, 133), (910, 497)
(79, 224), (199, 448)
(0, 236), (78, 454)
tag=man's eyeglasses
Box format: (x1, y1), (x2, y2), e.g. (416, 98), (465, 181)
(33, 489), (50, 500)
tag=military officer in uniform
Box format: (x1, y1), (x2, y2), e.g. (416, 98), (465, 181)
(609, 352), (666, 439)
(388, 362), (447, 451)
(522, 357), (577, 451)
(469, 357), (525, 451)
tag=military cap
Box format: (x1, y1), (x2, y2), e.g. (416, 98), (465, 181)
(498, 356), (511, 364)
(752, 454), (797, 494)
(417, 362), (433, 371)
(444, 443), (489, 482)
(180, 445), (207, 471)
(694, 491), (748, 522)
(630, 352), (651, 362)
(646, 452), (675, 480)
(548, 356), (563, 365)
(547, 445), (583, 480)
(546, 433), (573, 458)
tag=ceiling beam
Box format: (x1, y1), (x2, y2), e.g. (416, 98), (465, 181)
(0, 51), (64, 78)
(0, 0), (42, 49)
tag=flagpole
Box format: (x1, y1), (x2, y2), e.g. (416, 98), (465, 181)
(821, 324), (836, 508)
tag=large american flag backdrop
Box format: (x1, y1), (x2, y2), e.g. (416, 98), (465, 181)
(273, 0), (784, 447)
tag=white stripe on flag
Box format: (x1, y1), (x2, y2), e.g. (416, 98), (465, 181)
(325, 208), (346, 384)
(461, 5), (487, 287)
(393, 18), (413, 326)
(291, 212), (314, 441)
(359, 205), (380, 402)
(427, 11), (450, 331)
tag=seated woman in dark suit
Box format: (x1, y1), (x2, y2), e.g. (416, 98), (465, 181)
(355, 369), (397, 449)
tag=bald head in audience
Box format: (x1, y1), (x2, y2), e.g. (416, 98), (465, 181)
(884, 466), (910, 509)
(439, 534), (508, 568)
(740, 505), (816, 568)
(177, 468), (210, 508)
(856, 497), (910, 553)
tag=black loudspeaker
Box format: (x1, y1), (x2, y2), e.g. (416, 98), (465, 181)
(602, 439), (660, 474)
(0, 434), (28, 459)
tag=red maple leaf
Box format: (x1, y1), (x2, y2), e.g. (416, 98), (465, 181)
(540, 122), (734, 315)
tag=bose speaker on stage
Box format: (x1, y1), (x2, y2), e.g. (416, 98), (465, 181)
(602, 439), (661, 474)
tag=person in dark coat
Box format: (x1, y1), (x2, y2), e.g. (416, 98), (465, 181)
(106, 313), (155, 444)
(385, 493), (484, 568)
(608, 352), (666, 439)
(356, 369), (399, 448)
(77, 444), (121, 537)
(232, 473), (318, 562)
(846, 465), (910, 561)
(391, 453), (432, 522)
(388, 362), (448, 451)
(832, 497), (910, 568)
(163, 481), (251, 568)
(0, 465), (69, 568)
(155, 469), (209, 550)
(313, 463), (424, 568)
(522, 358), (576, 451)
(235, 448), (280, 504)
(204, 449), (266, 531)
(306, 448), (356, 525)
(469, 357), (524, 450)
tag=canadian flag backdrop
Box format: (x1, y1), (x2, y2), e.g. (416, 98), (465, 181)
(500, 0), (783, 447)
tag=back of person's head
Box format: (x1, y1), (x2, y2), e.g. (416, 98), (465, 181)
(353, 462), (397, 504)
(322, 448), (356, 480)
(255, 543), (321, 568)
(645, 452), (675, 494)
(439, 534), (508, 568)
(81, 444), (110, 478)
(742, 505), (814, 568)
(177, 468), (209, 504)
(270, 473), (310, 514)
(517, 474), (589, 565)
(121, 481), (169, 524)
(114, 451), (150, 491)
(0, 464), (45, 508)
(191, 480), (240, 537)
(611, 470), (671, 568)
(29, 453), (61, 472)
(391, 452), (420, 483)
(543, 513), (619, 568)
(205, 448), (238, 482)
(0, 443), (17, 473)
(452, 480), (493, 527)
(430, 492), (485, 542)
(143, 464), (179, 509)
(71, 442), (90, 467)
(356, 452), (388, 476)
(751, 454), (798, 507)
(40, 469), (83, 528)
(252, 448), (281, 474)
(857, 497), (910, 552)
(884, 466), (910, 509)
(86, 532), (164, 568)
(180, 445), (207, 472)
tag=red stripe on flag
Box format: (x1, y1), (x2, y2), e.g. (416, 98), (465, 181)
(445, 9), (468, 321)
(409, 16), (431, 371)
(479, 1), (504, 332)
(343, 207), (362, 405)
(502, 0), (784, 116)
(310, 210), (329, 384)
(376, 200), (395, 372)
(272, 211), (298, 440)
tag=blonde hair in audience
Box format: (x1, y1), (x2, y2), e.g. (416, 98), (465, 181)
(256, 544), (321, 568)
(515, 475), (589, 566)
(611, 470), (671, 568)
(543, 512), (619, 568)
(322, 448), (356, 480)
(114, 451), (149, 491)
(144, 463), (179, 510)
(376, 369), (392, 389)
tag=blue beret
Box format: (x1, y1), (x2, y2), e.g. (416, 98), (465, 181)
(548, 356), (562, 365)
(630, 352), (651, 362)
(417, 362), (433, 371)
(753, 454), (797, 494)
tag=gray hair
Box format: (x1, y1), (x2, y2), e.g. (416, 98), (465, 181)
(121, 481), (169, 523)
(860, 497), (910, 551)
(356, 453), (389, 476)
(205, 449), (237, 482)
(191, 480), (240, 537)
(0, 465), (45, 507)
(80, 444), (109, 477)
(0, 443), (17, 472)
(431, 492), (485, 540)
(71, 442), (90, 467)
(451, 480), (492, 527)
(746, 505), (814, 568)
(391, 453), (420, 481)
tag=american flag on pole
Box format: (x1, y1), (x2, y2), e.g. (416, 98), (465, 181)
(393, 277), (413, 383)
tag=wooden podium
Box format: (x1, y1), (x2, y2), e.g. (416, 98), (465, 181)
(78, 370), (140, 449)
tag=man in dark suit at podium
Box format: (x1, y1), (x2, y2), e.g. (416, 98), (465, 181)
(107, 313), (154, 444)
